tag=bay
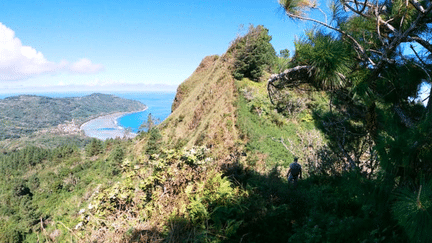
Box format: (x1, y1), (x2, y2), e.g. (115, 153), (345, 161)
(115, 92), (176, 133)
(0, 91), (176, 137)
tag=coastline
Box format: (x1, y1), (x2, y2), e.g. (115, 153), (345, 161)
(80, 108), (147, 140)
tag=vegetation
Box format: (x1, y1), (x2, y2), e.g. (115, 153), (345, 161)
(236, 77), (327, 171)
(0, 134), (92, 153)
(231, 25), (277, 81)
(1, 0), (432, 241)
(0, 138), (132, 242)
(275, 0), (432, 241)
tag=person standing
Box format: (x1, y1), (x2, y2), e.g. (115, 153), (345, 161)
(287, 157), (302, 185)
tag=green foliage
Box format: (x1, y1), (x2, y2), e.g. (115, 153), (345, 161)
(232, 25), (277, 81)
(85, 138), (103, 157)
(237, 78), (327, 169)
(279, 48), (290, 59)
(272, 49), (292, 73)
(78, 147), (221, 241)
(108, 145), (125, 175)
(294, 30), (352, 90)
(392, 180), (432, 243)
(231, 44), (415, 241)
(180, 146), (211, 166)
(109, 145), (125, 164)
(279, 0), (315, 16)
(146, 127), (163, 155)
(139, 113), (160, 132)
(0, 137), (126, 242)
(238, 94), (295, 167)
(281, 0), (432, 189)
(181, 171), (245, 241)
(275, 0), (432, 238)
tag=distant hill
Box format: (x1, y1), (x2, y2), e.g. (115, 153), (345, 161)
(0, 93), (146, 140)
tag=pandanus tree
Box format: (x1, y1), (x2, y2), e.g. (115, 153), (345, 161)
(274, 0), (432, 240)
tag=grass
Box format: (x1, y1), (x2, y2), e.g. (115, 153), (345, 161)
(159, 54), (241, 160)
(235, 77), (328, 174)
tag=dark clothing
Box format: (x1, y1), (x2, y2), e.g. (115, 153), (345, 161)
(287, 161), (302, 184)
(289, 162), (301, 176)
(288, 174), (298, 183)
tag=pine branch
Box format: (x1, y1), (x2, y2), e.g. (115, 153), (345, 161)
(409, 0), (426, 13)
(284, 12), (376, 66)
(268, 65), (311, 84)
(407, 36), (432, 54)
(394, 103), (415, 128)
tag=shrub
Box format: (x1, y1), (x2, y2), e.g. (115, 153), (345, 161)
(85, 138), (103, 157)
(232, 25), (277, 81)
(146, 128), (163, 155)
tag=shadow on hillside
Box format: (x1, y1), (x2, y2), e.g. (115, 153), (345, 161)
(167, 162), (311, 243)
(218, 162), (311, 242)
(122, 161), (310, 243)
(124, 161), (402, 243)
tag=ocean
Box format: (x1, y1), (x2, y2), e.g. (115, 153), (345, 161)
(115, 92), (176, 133)
(0, 92), (176, 133)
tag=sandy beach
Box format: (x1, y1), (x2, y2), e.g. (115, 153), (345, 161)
(80, 109), (147, 140)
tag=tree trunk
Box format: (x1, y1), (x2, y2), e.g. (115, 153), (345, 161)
(426, 84), (432, 115)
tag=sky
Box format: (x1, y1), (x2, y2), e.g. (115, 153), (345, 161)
(0, 0), (314, 94)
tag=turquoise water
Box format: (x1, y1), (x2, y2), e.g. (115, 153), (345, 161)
(115, 92), (176, 133)
(0, 92), (176, 134)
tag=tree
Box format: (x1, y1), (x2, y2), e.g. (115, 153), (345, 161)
(231, 25), (277, 81)
(279, 49), (290, 59)
(278, 0), (432, 109)
(275, 0), (432, 173)
(85, 138), (103, 157)
(139, 113), (160, 132)
(146, 127), (163, 156)
(273, 49), (292, 73)
(275, 0), (432, 239)
(138, 113), (163, 155)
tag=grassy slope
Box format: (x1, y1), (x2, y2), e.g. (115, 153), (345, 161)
(72, 52), (252, 242)
(63, 49), (331, 241)
(154, 54), (241, 161)
(0, 53), (244, 242)
(235, 76), (330, 173)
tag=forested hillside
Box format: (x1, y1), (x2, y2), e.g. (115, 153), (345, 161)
(1, 0), (432, 241)
(0, 93), (146, 140)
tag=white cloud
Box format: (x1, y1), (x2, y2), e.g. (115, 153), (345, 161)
(0, 22), (104, 81)
(68, 58), (104, 74)
(84, 78), (128, 87)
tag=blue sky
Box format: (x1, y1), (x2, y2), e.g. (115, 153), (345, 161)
(0, 0), (313, 94)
